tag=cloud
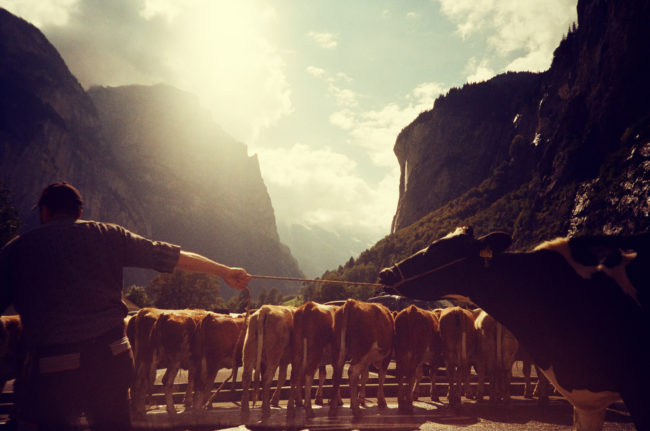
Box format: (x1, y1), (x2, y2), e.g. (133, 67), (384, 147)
(330, 82), (446, 168)
(328, 85), (359, 108)
(306, 66), (326, 78)
(140, 0), (182, 22)
(465, 57), (496, 83)
(308, 31), (338, 49)
(257, 143), (399, 235)
(435, 0), (577, 73)
(4, 0), (293, 144)
(0, 0), (79, 26)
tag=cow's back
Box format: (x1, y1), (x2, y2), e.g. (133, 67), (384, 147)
(395, 305), (437, 361)
(439, 306), (476, 364)
(339, 299), (393, 361)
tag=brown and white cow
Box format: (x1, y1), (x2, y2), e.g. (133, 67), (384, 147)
(192, 312), (246, 410)
(151, 309), (207, 415)
(394, 305), (442, 413)
(474, 309), (518, 403)
(130, 307), (164, 417)
(241, 305), (294, 417)
(328, 299), (394, 418)
(287, 301), (338, 418)
(438, 306), (477, 407)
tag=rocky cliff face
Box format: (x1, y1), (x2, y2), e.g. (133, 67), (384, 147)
(0, 8), (149, 232)
(391, 0), (650, 248)
(0, 8), (302, 296)
(88, 84), (303, 294)
(392, 72), (542, 232)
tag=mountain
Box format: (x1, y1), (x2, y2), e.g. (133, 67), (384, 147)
(277, 222), (371, 278)
(319, 0), (650, 286)
(0, 8), (303, 298)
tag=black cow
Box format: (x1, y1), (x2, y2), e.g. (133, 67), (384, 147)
(379, 226), (649, 431)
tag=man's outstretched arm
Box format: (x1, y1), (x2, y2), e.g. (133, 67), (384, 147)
(176, 250), (251, 290)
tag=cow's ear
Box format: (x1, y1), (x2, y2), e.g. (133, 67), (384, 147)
(478, 231), (512, 254)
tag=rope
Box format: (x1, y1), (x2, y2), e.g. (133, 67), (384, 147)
(250, 274), (385, 287)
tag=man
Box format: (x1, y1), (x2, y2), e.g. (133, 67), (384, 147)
(0, 182), (251, 430)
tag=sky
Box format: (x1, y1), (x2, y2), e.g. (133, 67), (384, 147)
(1, 0), (578, 268)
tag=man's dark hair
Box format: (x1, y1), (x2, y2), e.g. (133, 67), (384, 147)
(36, 182), (83, 217)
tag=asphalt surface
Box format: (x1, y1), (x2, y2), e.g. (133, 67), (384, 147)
(136, 395), (635, 431)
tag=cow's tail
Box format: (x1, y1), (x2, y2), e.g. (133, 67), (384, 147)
(252, 306), (267, 405)
(206, 319), (247, 407)
(337, 300), (352, 370)
(496, 321), (503, 367)
(302, 335), (308, 380)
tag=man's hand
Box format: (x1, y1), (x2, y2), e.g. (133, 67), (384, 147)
(223, 267), (252, 290)
(176, 251), (251, 290)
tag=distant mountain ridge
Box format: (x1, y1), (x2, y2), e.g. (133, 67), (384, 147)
(0, 8), (302, 298)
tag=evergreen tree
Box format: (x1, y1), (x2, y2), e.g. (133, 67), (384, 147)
(0, 188), (20, 246)
(124, 285), (153, 308)
(148, 269), (222, 309)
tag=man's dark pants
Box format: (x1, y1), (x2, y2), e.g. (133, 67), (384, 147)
(16, 326), (134, 430)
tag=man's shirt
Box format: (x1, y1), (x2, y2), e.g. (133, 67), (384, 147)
(0, 217), (180, 348)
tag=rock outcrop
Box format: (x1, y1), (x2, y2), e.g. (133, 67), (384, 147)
(391, 0), (650, 249)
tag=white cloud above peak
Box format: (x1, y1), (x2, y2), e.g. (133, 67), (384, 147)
(434, 0), (577, 76)
(308, 31), (339, 49)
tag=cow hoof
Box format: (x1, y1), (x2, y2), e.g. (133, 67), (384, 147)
(315, 397), (323, 406)
(306, 409), (316, 419)
(328, 407), (339, 418)
(378, 399), (388, 409)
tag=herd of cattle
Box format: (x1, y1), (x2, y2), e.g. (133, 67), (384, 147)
(0, 299), (553, 422)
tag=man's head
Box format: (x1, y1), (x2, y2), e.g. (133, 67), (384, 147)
(36, 182), (83, 222)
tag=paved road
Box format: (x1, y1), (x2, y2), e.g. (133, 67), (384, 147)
(138, 395), (635, 430)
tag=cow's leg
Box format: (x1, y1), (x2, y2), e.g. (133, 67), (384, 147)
(396, 366), (406, 412)
(356, 367), (368, 407)
(240, 362), (253, 414)
(522, 360), (533, 398)
(403, 364), (417, 413)
(162, 364), (180, 415)
(573, 407), (606, 431)
(462, 362), (473, 400)
(328, 361), (343, 417)
(184, 368), (196, 410)
(534, 365), (551, 404)
(475, 359), (486, 401)
(429, 361), (440, 403)
(271, 362), (288, 407)
(413, 364), (423, 402)
(348, 361), (363, 418)
(261, 362), (276, 417)
(304, 371), (316, 418)
(197, 363), (217, 410)
(377, 356), (390, 410)
(502, 368), (513, 404)
(286, 361), (299, 418)
(446, 363), (461, 407)
(315, 365), (326, 405)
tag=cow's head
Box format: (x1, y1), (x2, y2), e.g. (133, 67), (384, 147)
(378, 226), (511, 288)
